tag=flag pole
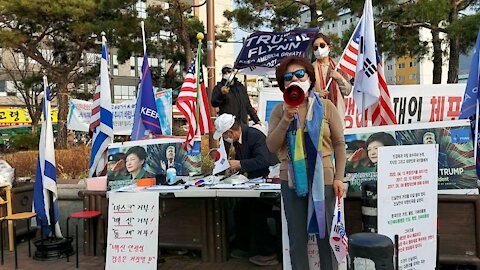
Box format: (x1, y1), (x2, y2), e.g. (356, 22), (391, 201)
(141, 21), (147, 55)
(324, 17), (362, 91)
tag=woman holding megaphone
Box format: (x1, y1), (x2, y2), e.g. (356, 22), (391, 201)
(266, 56), (346, 270)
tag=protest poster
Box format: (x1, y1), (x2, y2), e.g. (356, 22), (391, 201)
(106, 137), (201, 191)
(105, 192), (159, 270)
(344, 120), (477, 194)
(67, 91), (173, 135)
(234, 29), (318, 75)
(257, 83), (466, 127)
(377, 144), (437, 270)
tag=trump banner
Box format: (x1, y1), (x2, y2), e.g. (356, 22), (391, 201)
(344, 120), (477, 194)
(234, 28), (318, 75)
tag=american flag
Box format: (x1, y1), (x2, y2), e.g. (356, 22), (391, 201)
(88, 35), (113, 177)
(176, 51), (213, 150)
(338, 18), (397, 126)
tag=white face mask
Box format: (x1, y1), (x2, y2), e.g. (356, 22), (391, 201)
(224, 137), (234, 144)
(314, 46), (330, 59)
(289, 80), (311, 94)
(223, 74), (231, 80)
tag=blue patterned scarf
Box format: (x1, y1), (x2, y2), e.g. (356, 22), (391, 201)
(287, 91), (326, 238)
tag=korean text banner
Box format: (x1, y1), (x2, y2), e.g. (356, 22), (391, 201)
(106, 137), (201, 191)
(0, 108), (58, 127)
(68, 92), (173, 136)
(257, 84), (466, 128)
(234, 28), (318, 75)
(344, 120), (477, 194)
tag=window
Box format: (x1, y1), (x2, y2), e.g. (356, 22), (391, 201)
(18, 53), (25, 70)
(409, 61), (416, 67)
(327, 25), (330, 30)
(387, 77), (393, 83)
(350, 18), (353, 23)
(331, 23), (335, 28)
(409, 74), (416, 80)
(398, 75), (405, 81)
(114, 85), (136, 100)
(398, 63), (405, 69)
(113, 55), (119, 76)
(387, 65), (393, 71)
(135, 0), (147, 19)
(342, 19), (347, 25)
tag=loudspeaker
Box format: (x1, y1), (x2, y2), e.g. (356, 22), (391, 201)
(283, 84), (305, 106)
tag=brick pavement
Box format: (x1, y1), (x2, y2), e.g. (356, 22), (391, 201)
(1, 240), (282, 270)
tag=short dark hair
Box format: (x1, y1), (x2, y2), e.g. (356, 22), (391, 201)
(311, 33), (332, 47)
(275, 56), (316, 92)
(366, 132), (396, 148)
(126, 146), (147, 161)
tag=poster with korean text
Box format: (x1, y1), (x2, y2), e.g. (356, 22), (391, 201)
(377, 144), (438, 270)
(106, 192), (159, 270)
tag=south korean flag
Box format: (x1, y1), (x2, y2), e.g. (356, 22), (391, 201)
(329, 195), (348, 263)
(352, 0), (380, 114)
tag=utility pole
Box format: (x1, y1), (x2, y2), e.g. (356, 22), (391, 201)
(206, 0), (216, 147)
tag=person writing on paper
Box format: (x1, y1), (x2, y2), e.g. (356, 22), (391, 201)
(213, 113), (277, 179)
(312, 33), (352, 125)
(125, 146), (152, 180)
(267, 56), (346, 270)
(213, 113), (280, 266)
(211, 64), (261, 126)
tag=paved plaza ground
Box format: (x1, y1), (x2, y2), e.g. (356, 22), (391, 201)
(1, 237), (477, 269)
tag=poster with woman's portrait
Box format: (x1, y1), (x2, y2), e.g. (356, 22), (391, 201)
(106, 137), (201, 191)
(345, 120), (477, 194)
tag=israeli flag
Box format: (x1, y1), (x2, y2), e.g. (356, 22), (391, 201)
(33, 75), (62, 237)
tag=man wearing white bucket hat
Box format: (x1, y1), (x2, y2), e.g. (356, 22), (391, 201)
(213, 113), (277, 179)
(213, 113), (280, 266)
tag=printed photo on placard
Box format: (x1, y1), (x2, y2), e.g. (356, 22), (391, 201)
(344, 120), (477, 194)
(106, 138), (201, 191)
(396, 126), (475, 190)
(345, 131), (397, 192)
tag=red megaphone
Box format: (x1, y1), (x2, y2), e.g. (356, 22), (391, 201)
(283, 84), (305, 106)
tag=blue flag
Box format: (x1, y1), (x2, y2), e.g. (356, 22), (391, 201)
(459, 30), (480, 177)
(460, 30), (480, 119)
(33, 76), (62, 238)
(131, 53), (162, 140)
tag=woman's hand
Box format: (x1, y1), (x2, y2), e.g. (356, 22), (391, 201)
(330, 69), (343, 81)
(348, 148), (366, 162)
(333, 179), (345, 198)
(283, 105), (299, 122)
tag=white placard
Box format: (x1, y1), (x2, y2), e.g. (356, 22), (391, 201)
(378, 144), (438, 270)
(106, 192), (159, 270)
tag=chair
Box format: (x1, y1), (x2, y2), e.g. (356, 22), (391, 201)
(0, 183), (14, 252)
(66, 210), (102, 268)
(0, 212), (36, 269)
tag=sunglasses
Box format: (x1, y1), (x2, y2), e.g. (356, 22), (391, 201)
(313, 43), (327, 51)
(283, 69), (306, 81)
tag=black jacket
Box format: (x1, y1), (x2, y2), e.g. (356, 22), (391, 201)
(234, 125), (279, 179)
(211, 78), (260, 124)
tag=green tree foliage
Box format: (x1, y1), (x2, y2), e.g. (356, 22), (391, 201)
(224, 0), (339, 32)
(0, 0), (139, 148)
(337, 0), (480, 84)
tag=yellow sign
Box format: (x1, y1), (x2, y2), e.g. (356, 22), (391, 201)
(0, 108), (58, 127)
